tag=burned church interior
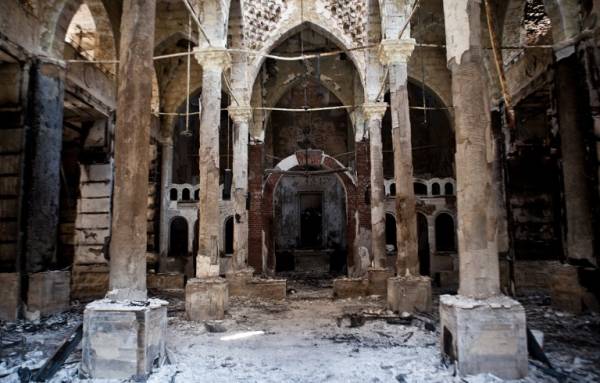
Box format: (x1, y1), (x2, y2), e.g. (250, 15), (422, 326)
(0, 0), (600, 381)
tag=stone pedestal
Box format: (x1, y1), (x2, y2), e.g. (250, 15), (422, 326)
(0, 273), (19, 321)
(81, 299), (167, 380)
(185, 278), (228, 320)
(387, 276), (432, 313)
(226, 269), (254, 296)
(367, 268), (394, 296)
(439, 295), (528, 380)
(333, 277), (368, 299)
(147, 272), (185, 290)
(28, 271), (70, 316)
(550, 264), (595, 313)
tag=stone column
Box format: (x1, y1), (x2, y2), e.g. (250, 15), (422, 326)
(439, 0), (527, 379)
(24, 58), (65, 273)
(363, 102), (388, 268)
(226, 106), (254, 294)
(159, 138), (173, 258)
(379, 39), (432, 313)
(185, 48), (230, 321)
(363, 102), (394, 295)
(106, 0), (157, 301)
(82, 1), (167, 380)
(228, 106), (252, 270)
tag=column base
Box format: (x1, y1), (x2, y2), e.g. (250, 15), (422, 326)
(28, 271), (71, 316)
(387, 275), (432, 313)
(226, 269), (254, 296)
(440, 295), (528, 379)
(0, 273), (19, 321)
(81, 298), (168, 380)
(185, 277), (228, 320)
(367, 268), (394, 296)
(333, 277), (368, 299)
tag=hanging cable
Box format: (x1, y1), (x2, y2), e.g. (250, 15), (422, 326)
(418, 5), (427, 127)
(181, 16), (193, 137)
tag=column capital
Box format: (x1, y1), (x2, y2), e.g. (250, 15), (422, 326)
(378, 38), (416, 65)
(228, 105), (253, 124)
(194, 47), (231, 70)
(362, 102), (388, 120)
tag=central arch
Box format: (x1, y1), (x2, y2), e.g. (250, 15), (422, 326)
(262, 150), (357, 275)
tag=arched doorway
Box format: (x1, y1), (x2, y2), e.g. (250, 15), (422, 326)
(417, 213), (430, 276)
(169, 217), (188, 257)
(435, 213), (456, 253)
(385, 213), (397, 251)
(224, 216), (234, 255)
(273, 171), (347, 274)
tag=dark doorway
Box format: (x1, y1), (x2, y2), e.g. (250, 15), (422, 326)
(224, 216), (234, 254)
(385, 213), (397, 251)
(300, 192), (323, 248)
(169, 217), (188, 257)
(417, 213), (430, 276)
(435, 213), (456, 252)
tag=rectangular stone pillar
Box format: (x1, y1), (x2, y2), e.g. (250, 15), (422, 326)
(82, 1), (167, 380)
(363, 103), (388, 269)
(555, 55), (595, 266)
(23, 59), (65, 273)
(186, 48), (231, 321)
(440, 0), (527, 378)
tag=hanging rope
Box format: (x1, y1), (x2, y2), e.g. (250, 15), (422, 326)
(483, 0), (516, 130)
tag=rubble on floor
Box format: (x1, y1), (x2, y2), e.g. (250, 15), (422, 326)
(0, 290), (598, 382)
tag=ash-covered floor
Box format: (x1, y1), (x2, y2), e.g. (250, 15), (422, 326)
(1, 278), (599, 383)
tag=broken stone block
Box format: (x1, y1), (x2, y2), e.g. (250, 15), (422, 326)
(186, 277), (228, 321)
(332, 277), (368, 299)
(27, 271), (70, 316)
(0, 272), (19, 321)
(147, 272), (185, 290)
(387, 276), (432, 313)
(367, 268), (394, 297)
(439, 294), (528, 379)
(81, 299), (167, 380)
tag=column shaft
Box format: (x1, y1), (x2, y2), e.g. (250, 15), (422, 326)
(24, 59), (65, 272)
(364, 103), (388, 268)
(389, 63), (419, 276)
(197, 67), (223, 277)
(229, 108), (252, 271)
(444, 1), (500, 299)
(159, 140), (173, 257)
(108, 0), (156, 300)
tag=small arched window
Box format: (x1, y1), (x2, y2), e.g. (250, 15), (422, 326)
(389, 183), (396, 196)
(414, 182), (427, 196)
(182, 188), (191, 201)
(169, 188), (178, 201)
(445, 183), (454, 196)
(431, 183), (441, 196)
